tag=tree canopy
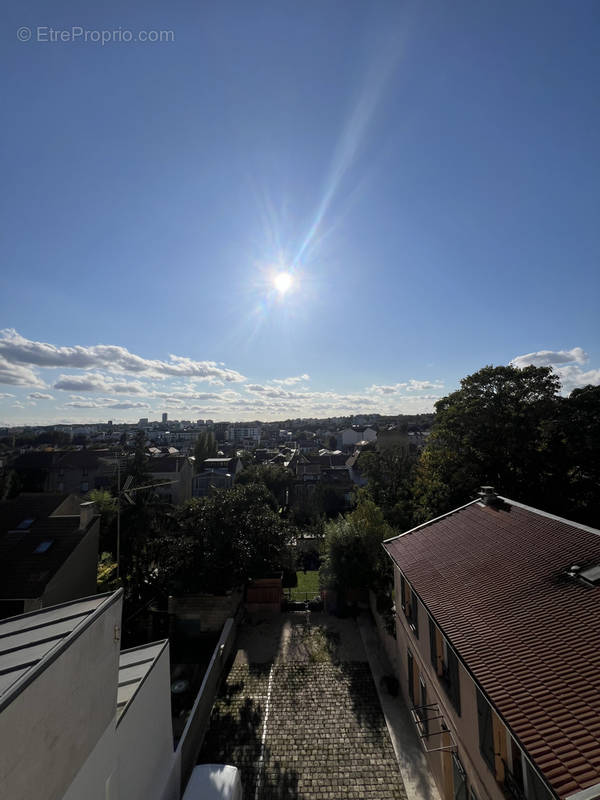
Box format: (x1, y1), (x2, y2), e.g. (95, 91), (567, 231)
(320, 495), (394, 593)
(411, 364), (600, 526)
(235, 463), (292, 507)
(150, 483), (295, 594)
(193, 431), (217, 471)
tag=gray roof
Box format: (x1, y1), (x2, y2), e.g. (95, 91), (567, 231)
(117, 640), (168, 722)
(0, 591), (122, 712)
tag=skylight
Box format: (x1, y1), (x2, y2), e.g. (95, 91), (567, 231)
(34, 540), (54, 554)
(580, 565), (600, 586)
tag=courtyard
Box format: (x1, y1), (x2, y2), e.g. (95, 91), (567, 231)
(199, 612), (408, 800)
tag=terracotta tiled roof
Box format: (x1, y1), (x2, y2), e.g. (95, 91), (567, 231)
(383, 500), (600, 799)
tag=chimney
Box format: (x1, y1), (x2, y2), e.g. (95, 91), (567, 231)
(79, 501), (96, 530)
(478, 486), (497, 506)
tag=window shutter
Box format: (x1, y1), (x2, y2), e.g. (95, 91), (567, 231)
(476, 688), (495, 772)
(412, 595), (419, 638)
(452, 754), (467, 800)
(419, 678), (429, 736)
(407, 649), (415, 703)
(448, 648), (461, 715)
(526, 763), (553, 800)
(429, 618), (437, 668)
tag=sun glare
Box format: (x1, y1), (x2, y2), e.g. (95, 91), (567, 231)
(273, 272), (293, 295)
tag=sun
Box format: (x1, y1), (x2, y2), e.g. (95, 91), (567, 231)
(273, 272), (293, 295)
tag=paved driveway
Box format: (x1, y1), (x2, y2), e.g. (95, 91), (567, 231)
(199, 613), (408, 800)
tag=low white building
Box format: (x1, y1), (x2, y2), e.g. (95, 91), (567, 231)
(0, 590), (178, 800)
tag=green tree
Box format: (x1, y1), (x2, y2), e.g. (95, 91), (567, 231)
(235, 463), (292, 507)
(320, 494), (394, 593)
(412, 364), (562, 522)
(359, 446), (416, 529)
(558, 384), (600, 526)
(193, 431), (217, 471)
(89, 488), (118, 555)
(150, 483), (296, 594)
(130, 430), (149, 483)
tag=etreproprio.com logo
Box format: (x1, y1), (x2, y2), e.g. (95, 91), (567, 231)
(17, 26), (175, 45)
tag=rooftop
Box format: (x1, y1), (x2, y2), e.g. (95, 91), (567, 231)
(0, 494), (96, 598)
(383, 499), (600, 799)
(117, 640), (168, 722)
(0, 592), (120, 711)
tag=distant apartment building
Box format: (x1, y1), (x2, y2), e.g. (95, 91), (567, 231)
(145, 455), (193, 505)
(383, 488), (600, 800)
(12, 449), (114, 495)
(226, 425), (261, 445)
(336, 426), (377, 450)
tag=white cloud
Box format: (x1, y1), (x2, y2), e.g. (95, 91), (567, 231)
(368, 379), (444, 394)
(554, 365), (600, 393)
(511, 347), (587, 369)
(0, 355), (46, 388)
(28, 392), (53, 400)
(0, 329), (246, 383)
(271, 374), (310, 385)
(63, 396), (150, 409)
(0, 392), (15, 399)
(54, 373), (147, 394)
(511, 346), (599, 392)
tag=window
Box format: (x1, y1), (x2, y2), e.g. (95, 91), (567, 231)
(400, 575), (419, 637)
(525, 763), (553, 800)
(441, 644), (461, 714)
(407, 649), (415, 703)
(452, 754), (467, 800)
(431, 624), (461, 715)
(477, 687), (495, 771)
(34, 540), (53, 554)
(477, 687), (509, 784)
(506, 739), (526, 800)
(429, 617), (444, 674)
(418, 677), (429, 736)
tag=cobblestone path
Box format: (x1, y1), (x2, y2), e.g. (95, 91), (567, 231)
(199, 655), (408, 799)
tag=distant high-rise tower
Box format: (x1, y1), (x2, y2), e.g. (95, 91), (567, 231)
(162, 412), (168, 424)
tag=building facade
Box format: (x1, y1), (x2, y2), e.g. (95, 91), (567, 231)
(383, 490), (600, 800)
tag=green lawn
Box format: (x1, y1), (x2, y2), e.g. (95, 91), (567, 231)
(290, 570), (320, 599)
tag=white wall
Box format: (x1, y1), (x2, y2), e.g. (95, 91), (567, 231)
(62, 720), (118, 800)
(117, 644), (176, 800)
(0, 596), (121, 800)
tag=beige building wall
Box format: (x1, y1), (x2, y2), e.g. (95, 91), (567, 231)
(392, 566), (542, 800)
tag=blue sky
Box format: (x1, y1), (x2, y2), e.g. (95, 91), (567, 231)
(1, 0), (599, 424)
